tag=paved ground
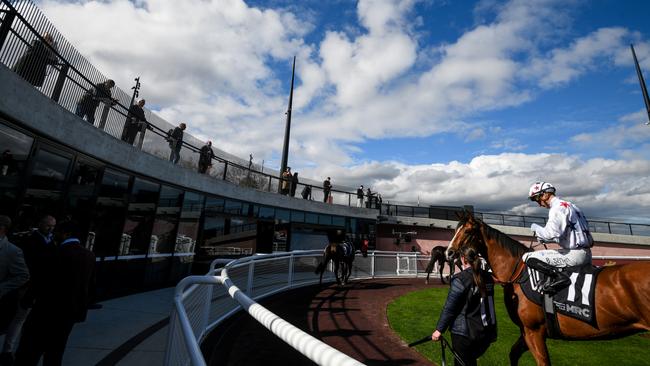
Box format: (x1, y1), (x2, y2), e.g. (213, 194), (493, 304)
(205, 278), (442, 366)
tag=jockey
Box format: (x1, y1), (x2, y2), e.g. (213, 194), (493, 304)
(523, 182), (594, 293)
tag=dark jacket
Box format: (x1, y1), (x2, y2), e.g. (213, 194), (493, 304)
(128, 104), (147, 123)
(18, 231), (57, 307)
(78, 82), (113, 111)
(12, 39), (58, 87)
(199, 144), (214, 165)
(169, 127), (184, 149)
(435, 267), (496, 340)
(357, 188), (364, 199)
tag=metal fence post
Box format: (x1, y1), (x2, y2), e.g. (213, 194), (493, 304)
(50, 63), (69, 103)
(222, 161), (228, 181)
(288, 253), (294, 288)
(97, 102), (110, 130)
(0, 9), (16, 53)
(247, 261), (255, 295)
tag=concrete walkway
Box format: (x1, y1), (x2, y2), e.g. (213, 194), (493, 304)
(63, 287), (174, 366)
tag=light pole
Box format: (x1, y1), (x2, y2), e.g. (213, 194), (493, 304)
(631, 44), (650, 125)
(279, 56), (296, 191)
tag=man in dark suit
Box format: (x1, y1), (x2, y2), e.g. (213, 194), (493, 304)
(14, 220), (95, 366)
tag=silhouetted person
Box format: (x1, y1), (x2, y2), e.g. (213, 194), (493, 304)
(290, 172), (299, 197)
(2, 215), (56, 362)
(168, 123), (186, 164)
(323, 177), (331, 203)
(14, 220), (95, 366)
(356, 185), (364, 207)
(281, 167), (291, 195)
(121, 99), (147, 145)
(0, 216), (29, 365)
(198, 141), (214, 174)
(301, 185), (311, 200)
(1, 150), (15, 176)
(75, 79), (116, 125)
(12, 33), (58, 87)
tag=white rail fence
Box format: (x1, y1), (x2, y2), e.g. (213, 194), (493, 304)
(163, 251), (650, 366)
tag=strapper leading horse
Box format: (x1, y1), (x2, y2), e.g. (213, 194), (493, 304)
(315, 239), (367, 286)
(447, 211), (650, 366)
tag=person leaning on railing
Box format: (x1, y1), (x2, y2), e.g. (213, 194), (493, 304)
(75, 79), (116, 125)
(121, 99), (148, 145)
(12, 33), (59, 88)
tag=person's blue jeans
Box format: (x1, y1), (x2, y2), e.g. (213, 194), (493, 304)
(169, 147), (181, 164)
(75, 104), (96, 124)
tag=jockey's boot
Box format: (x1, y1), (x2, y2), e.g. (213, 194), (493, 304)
(526, 258), (571, 294)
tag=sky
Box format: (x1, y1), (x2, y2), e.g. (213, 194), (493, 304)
(35, 0), (650, 223)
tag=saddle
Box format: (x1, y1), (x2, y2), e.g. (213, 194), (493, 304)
(519, 264), (603, 338)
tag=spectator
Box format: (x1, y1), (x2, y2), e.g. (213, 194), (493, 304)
(356, 185), (364, 208)
(168, 122), (186, 165)
(377, 193), (383, 210)
(14, 220), (95, 366)
(301, 185), (312, 200)
(366, 187), (373, 208)
(323, 177), (332, 203)
(75, 79), (116, 125)
(2, 216), (56, 361)
(12, 33), (58, 87)
(0, 216), (30, 365)
(198, 141), (215, 174)
(431, 246), (497, 366)
(281, 167), (291, 195)
(121, 99), (147, 145)
(290, 172), (299, 197)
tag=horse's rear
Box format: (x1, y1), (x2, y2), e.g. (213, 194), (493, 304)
(521, 262), (650, 340)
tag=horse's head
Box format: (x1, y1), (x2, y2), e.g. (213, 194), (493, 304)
(446, 210), (485, 260)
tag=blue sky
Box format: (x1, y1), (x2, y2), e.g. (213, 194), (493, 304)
(40, 0), (650, 221)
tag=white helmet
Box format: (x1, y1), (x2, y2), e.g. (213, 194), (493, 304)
(528, 182), (556, 201)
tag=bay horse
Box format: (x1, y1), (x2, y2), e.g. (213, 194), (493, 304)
(424, 245), (462, 284)
(447, 211), (650, 365)
(315, 239), (367, 285)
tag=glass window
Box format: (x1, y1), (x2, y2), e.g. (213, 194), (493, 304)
(318, 214), (332, 226)
(120, 178), (159, 256)
(258, 206), (275, 219)
(332, 216), (345, 227)
(0, 122), (33, 190)
(99, 169), (130, 199)
(224, 200), (242, 215)
(305, 212), (318, 224)
(28, 148), (71, 191)
(150, 186), (182, 255)
(66, 159), (101, 246)
(290, 211), (305, 223)
(177, 192), (203, 254)
(205, 196), (224, 214)
(275, 209), (290, 223)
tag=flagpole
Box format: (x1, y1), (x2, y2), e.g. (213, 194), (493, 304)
(630, 44), (650, 125)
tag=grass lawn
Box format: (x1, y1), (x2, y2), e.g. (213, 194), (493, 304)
(387, 286), (650, 366)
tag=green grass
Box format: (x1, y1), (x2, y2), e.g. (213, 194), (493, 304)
(387, 286), (650, 366)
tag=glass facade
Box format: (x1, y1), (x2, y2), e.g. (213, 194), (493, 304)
(0, 118), (373, 299)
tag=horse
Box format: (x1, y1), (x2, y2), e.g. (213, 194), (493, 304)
(446, 211), (650, 366)
(315, 239), (367, 285)
(424, 245), (462, 284)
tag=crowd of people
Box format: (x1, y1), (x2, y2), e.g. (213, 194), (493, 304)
(0, 215), (96, 366)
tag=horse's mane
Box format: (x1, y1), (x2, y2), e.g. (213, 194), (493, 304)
(459, 215), (532, 259)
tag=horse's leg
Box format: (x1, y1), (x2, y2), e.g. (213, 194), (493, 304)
(334, 260), (341, 285)
(425, 256), (435, 284)
(438, 258), (445, 284)
(509, 334), (529, 366)
(522, 327), (551, 366)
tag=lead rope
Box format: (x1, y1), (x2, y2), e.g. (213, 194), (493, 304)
(440, 335), (466, 366)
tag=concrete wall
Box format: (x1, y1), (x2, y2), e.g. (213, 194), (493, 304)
(0, 64), (376, 221)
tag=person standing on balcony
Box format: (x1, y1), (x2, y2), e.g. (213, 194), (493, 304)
(121, 99), (147, 145)
(356, 185), (364, 207)
(290, 172), (299, 197)
(198, 141), (214, 174)
(281, 167), (291, 195)
(75, 79), (116, 125)
(12, 33), (58, 88)
(323, 177), (332, 203)
(167, 123), (186, 165)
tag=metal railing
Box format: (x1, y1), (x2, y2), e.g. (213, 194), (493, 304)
(1, 0), (647, 237)
(164, 250), (444, 366)
(165, 251), (650, 365)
